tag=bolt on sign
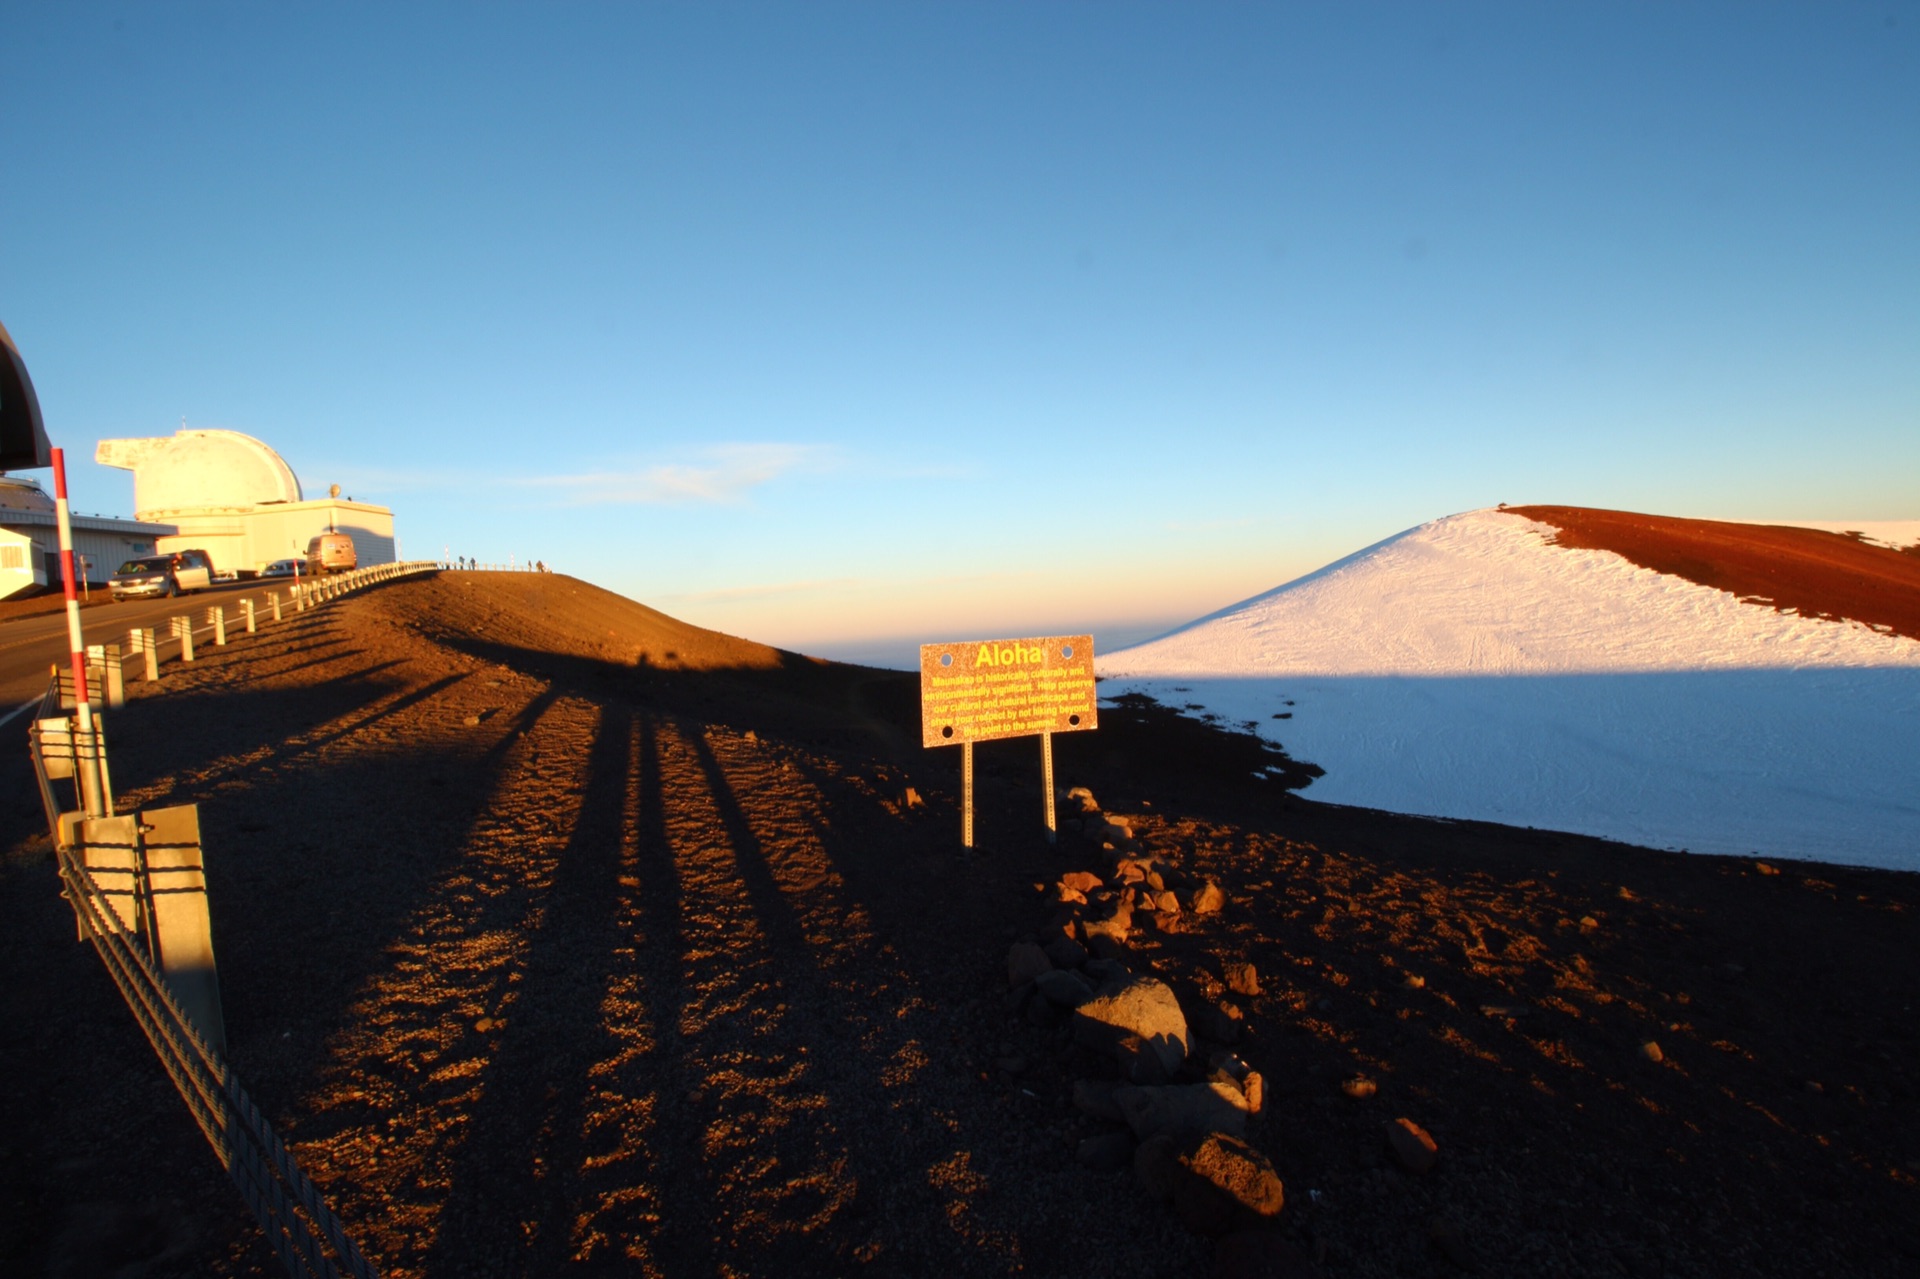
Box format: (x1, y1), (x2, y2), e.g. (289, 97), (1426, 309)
(920, 635), (1097, 846)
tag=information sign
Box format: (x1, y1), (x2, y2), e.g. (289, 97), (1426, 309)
(919, 634), (1097, 747)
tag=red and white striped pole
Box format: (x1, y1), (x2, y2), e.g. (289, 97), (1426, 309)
(52, 448), (105, 816)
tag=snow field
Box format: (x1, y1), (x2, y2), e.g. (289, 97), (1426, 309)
(1099, 510), (1920, 869)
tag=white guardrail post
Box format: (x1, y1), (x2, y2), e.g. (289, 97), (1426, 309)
(129, 627), (157, 682)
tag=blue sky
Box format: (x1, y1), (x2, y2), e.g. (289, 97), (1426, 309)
(4, 2), (1915, 666)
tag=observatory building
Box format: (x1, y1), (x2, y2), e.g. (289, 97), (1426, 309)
(0, 473), (173, 599)
(95, 428), (396, 578)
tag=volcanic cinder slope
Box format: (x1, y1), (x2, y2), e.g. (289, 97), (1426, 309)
(4, 566), (1919, 1278)
(1099, 508), (1920, 869)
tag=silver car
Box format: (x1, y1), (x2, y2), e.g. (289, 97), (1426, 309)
(110, 549), (214, 600)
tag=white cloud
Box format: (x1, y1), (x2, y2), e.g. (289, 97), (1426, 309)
(518, 443), (830, 506)
(306, 443), (833, 507)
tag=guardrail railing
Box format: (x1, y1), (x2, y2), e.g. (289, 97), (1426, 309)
(18, 561), (444, 1278)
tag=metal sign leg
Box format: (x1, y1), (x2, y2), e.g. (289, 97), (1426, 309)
(1041, 730), (1056, 843)
(962, 739), (974, 849)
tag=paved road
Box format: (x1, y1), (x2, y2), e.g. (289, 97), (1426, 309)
(0, 580), (286, 718)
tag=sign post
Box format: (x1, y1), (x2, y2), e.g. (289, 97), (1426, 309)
(51, 448), (105, 817)
(920, 635), (1098, 847)
(1041, 731), (1056, 842)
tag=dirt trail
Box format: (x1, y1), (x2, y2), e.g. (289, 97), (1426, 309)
(2, 570), (1915, 1278)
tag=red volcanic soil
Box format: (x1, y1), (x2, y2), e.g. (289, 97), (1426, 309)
(2, 572), (1917, 1277)
(1508, 505), (1920, 642)
(0, 589), (114, 620)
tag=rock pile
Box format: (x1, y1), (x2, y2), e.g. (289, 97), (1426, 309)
(1002, 785), (1313, 1266)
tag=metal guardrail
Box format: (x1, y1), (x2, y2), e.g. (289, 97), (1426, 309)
(22, 570), (435, 1278)
(57, 836), (378, 1279)
(109, 561), (443, 679)
(283, 559), (439, 613)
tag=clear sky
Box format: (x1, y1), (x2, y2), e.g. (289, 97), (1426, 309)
(4, 2), (1915, 667)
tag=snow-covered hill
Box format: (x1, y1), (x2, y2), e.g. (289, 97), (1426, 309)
(1098, 509), (1920, 869)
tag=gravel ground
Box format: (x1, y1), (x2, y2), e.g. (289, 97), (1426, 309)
(2, 570), (1915, 1278)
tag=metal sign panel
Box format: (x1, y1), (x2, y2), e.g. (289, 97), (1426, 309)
(919, 634), (1097, 747)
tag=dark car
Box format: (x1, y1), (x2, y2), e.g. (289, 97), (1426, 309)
(110, 549), (214, 600)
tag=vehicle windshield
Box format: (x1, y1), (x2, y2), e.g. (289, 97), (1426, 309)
(117, 558), (169, 574)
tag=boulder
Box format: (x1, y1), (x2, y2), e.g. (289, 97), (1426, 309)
(1035, 968), (1096, 1007)
(1385, 1117), (1439, 1174)
(1190, 881), (1228, 915)
(1076, 1131), (1136, 1173)
(1081, 897), (1134, 947)
(1191, 999), (1244, 1044)
(1043, 911), (1083, 944)
(1007, 941), (1053, 989)
(1168, 1132), (1285, 1235)
(1114, 1081), (1251, 1142)
(1042, 935), (1089, 969)
(1240, 1072), (1265, 1115)
(1073, 976), (1191, 1082)
(1061, 870), (1104, 894)
(1144, 1129), (1282, 1229)
(1209, 1054), (1265, 1115)
(1134, 1133), (1179, 1201)
(1141, 909), (1186, 937)
(1072, 1078), (1127, 1122)
(1223, 962), (1262, 997)
(1066, 785), (1097, 810)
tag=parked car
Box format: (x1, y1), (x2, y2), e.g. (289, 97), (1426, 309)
(260, 559), (299, 578)
(110, 548), (215, 600)
(305, 532), (357, 576)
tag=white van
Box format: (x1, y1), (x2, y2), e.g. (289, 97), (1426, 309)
(305, 533), (357, 576)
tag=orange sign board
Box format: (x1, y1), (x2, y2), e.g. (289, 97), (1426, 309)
(920, 635), (1097, 747)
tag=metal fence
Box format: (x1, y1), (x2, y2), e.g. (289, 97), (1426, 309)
(20, 559), (444, 1276)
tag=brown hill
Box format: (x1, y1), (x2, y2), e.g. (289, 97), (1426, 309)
(1508, 505), (1920, 641)
(1, 571), (1915, 1277)
(404, 571), (794, 670)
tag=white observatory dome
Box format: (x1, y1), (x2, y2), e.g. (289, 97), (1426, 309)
(96, 429), (304, 519)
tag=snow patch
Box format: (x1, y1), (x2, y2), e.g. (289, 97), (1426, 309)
(1099, 510), (1920, 869)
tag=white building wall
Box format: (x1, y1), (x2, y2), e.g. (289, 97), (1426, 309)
(155, 499), (396, 575)
(0, 512), (168, 589)
(0, 527), (44, 600)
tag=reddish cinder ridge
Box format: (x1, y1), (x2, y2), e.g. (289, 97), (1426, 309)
(1507, 505), (1920, 643)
